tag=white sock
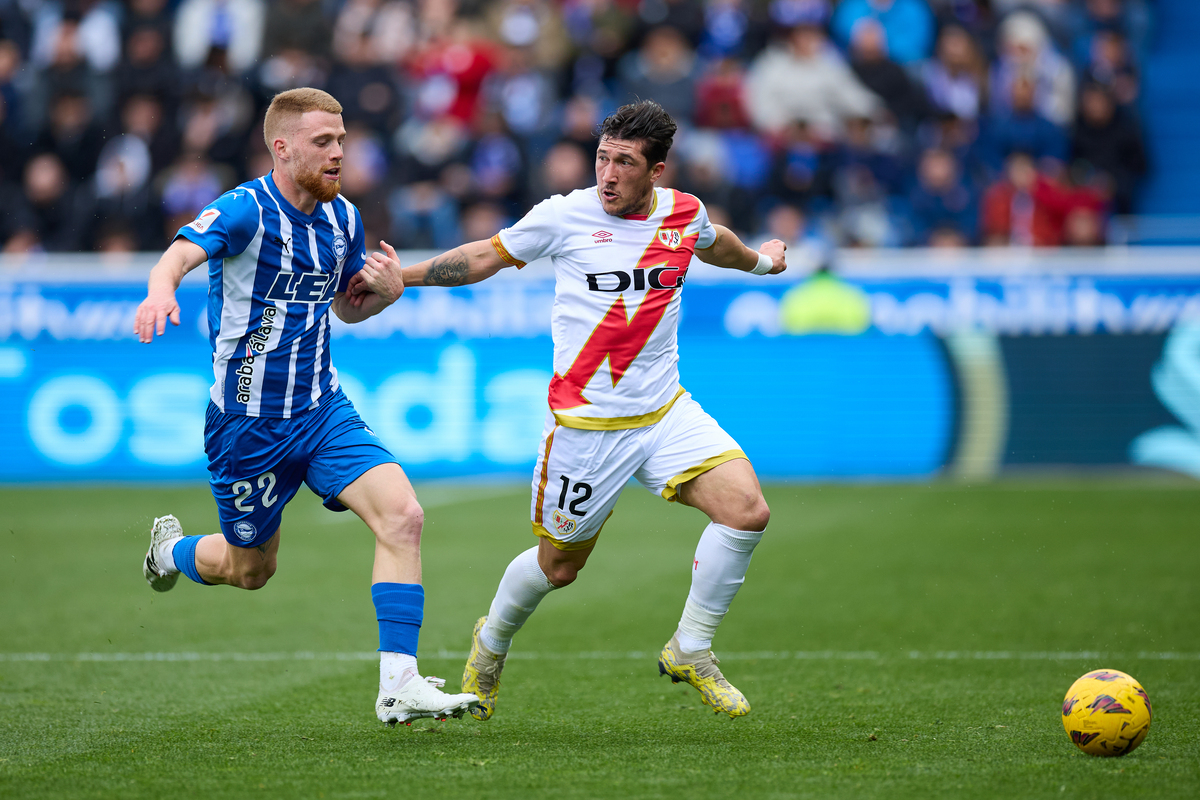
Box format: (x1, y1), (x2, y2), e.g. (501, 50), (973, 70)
(480, 546), (556, 654)
(675, 522), (763, 653)
(380, 651), (418, 692)
(154, 537), (182, 573)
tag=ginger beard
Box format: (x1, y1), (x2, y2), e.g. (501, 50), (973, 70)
(295, 159), (341, 203)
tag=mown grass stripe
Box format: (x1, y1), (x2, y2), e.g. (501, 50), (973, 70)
(2, 650), (1197, 662)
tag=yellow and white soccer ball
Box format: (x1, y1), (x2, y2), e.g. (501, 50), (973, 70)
(1061, 669), (1152, 757)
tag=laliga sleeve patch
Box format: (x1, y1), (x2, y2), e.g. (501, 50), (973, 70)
(188, 208), (221, 233)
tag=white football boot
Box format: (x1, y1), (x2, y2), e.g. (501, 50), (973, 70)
(376, 674), (480, 727)
(142, 515), (183, 593)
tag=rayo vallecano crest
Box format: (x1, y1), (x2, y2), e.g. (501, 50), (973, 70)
(657, 228), (682, 249)
(551, 509), (576, 536)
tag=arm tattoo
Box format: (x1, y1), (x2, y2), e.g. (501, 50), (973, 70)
(425, 251), (470, 286)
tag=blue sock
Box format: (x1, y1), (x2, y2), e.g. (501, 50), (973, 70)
(371, 583), (424, 655)
(172, 536), (213, 586)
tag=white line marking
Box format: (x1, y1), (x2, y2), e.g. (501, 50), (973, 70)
(0, 651), (1196, 663)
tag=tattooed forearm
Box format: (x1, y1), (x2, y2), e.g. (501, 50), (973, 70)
(425, 250), (470, 286)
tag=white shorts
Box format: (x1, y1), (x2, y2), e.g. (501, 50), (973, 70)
(529, 392), (746, 550)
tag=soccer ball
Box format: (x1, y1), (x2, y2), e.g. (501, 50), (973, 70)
(1061, 669), (1152, 757)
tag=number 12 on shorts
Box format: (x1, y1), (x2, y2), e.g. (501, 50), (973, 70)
(557, 475), (592, 516)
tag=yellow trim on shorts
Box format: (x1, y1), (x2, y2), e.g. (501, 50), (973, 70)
(553, 386), (686, 431)
(490, 233), (526, 268)
(532, 511), (613, 551)
(660, 450), (749, 502)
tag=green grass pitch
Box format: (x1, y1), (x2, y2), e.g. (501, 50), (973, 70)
(1, 480), (1198, 799)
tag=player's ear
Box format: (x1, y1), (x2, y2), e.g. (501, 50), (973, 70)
(649, 161), (666, 183)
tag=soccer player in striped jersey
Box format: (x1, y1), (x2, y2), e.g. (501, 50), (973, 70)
(134, 88), (478, 726)
(380, 101), (787, 719)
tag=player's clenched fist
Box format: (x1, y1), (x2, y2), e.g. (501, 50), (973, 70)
(759, 238), (787, 275)
(353, 240), (404, 304)
(134, 292), (181, 343)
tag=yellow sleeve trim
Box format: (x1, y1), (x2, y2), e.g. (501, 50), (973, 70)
(531, 511), (612, 551)
(661, 450), (749, 502)
(490, 233), (526, 268)
(554, 387), (686, 431)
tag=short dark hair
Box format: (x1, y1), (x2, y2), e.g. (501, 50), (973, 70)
(597, 101), (677, 166)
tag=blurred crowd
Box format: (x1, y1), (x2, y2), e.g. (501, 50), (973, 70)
(0, 0), (1153, 256)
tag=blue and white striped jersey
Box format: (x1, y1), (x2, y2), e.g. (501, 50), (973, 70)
(177, 172), (366, 418)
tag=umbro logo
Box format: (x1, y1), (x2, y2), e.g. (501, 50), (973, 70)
(592, 230), (613, 244)
(273, 235), (291, 254)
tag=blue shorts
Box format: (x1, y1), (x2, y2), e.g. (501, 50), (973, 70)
(204, 388), (398, 548)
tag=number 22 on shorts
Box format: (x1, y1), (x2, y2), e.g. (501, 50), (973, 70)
(232, 471), (279, 512)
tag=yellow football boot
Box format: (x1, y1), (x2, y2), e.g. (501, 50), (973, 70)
(658, 635), (750, 718)
(461, 617), (507, 721)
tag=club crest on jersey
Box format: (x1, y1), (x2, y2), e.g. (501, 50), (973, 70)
(551, 509), (576, 536)
(333, 233), (347, 262)
(188, 208), (221, 234)
(657, 228), (682, 249)
(234, 521), (257, 542)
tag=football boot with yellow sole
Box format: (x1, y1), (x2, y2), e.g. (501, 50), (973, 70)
(461, 616), (507, 721)
(658, 634), (750, 718)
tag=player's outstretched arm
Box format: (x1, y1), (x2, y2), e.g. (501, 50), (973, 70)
(401, 239), (511, 287)
(695, 224), (787, 276)
(134, 238), (209, 343)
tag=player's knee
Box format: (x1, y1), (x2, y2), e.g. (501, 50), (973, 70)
(544, 560), (582, 587)
(375, 495), (424, 549)
(233, 561), (276, 590)
(734, 494), (770, 532)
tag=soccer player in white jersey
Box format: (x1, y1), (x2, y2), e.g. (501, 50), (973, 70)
(133, 88), (478, 726)
(376, 100), (786, 718)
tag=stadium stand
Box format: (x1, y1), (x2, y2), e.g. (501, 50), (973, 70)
(0, 0), (1181, 254)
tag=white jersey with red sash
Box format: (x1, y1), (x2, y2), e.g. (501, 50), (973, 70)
(492, 186), (717, 430)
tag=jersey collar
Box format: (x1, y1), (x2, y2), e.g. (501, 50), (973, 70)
(265, 171), (326, 224)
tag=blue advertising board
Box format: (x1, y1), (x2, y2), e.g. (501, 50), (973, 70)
(1, 250), (1198, 483)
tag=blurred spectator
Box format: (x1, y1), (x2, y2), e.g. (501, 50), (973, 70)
(979, 151), (1105, 246)
(469, 110), (523, 206)
(559, 93), (603, 156)
(327, 31), (401, 136)
(983, 73), (1068, 169)
(560, 0), (636, 96)
(920, 24), (987, 120)
(333, 0), (417, 65)
(831, 0), (935, 65)
(992, 0), (1073, 44)
(116, 22), (178, 109)
(30, 1), (120, 73)
(769, 119), (825, 207)
(460, 201), (512, 242)
(20, 151), (89, 250)
(990, 10), (1075, 127)
(262, 0), (330, 61)
(745, 21), (881, 139)
(697, 0), (768, 61)
(908, 147), (977, 244)
(927, 0), (996, 47)
(1082, 28), (1138, 107)
(755, 202), (830, 267)
(122, 0), (173, 39)
(634, 0), (705, 47)
(616, 26), (698, 123)
(91, 132), (158, 249)
(486, 45), (559, 152)
(33, 91), (107, 182)
(1071, 81), (1145, 214)
(174, 0), (265, 75)
(119, 93), (178, 186)
(694, 57), (750, 129)
(1070, 0), (1151, 57)
(407, 18), (501, 125)
(848, 17), (930, 131)
(486, 0), (570, 73)
(158, 153), (231, 242)
(532, 139), (591, 201)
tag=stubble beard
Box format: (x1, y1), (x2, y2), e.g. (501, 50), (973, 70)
(297, 164), (341, 204)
